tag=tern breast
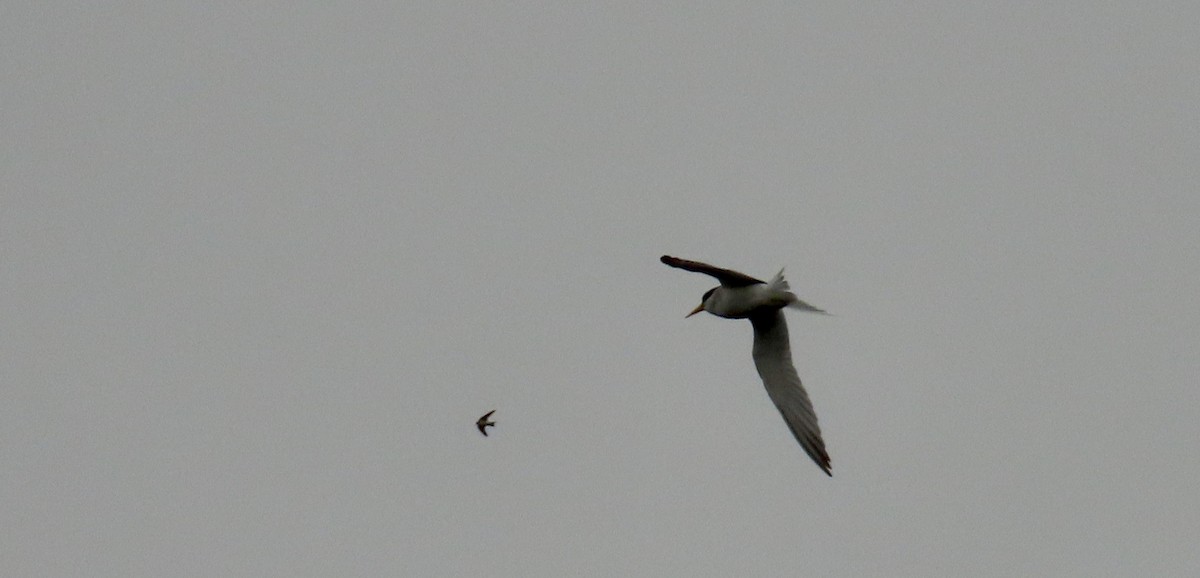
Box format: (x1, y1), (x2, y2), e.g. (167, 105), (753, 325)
(708, 285), (786, 318)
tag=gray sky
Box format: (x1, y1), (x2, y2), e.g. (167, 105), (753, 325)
(4, 2), (1199, 576)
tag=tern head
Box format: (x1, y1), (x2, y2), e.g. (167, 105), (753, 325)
(687, 287), (719, 317)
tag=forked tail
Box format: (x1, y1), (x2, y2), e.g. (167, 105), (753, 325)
(770, 268), (828, 315)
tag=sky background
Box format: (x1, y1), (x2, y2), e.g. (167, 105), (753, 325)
(4, 2), (1199, 576)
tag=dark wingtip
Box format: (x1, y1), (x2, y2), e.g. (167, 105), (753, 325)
(660, 255), (673, 264)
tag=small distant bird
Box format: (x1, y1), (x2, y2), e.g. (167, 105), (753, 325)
(476, 410), (496, 436)
(661, 255), (832, 476)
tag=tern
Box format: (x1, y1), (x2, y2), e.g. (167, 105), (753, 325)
(661, 255), (832, 476)
(476, 410), (496, 436)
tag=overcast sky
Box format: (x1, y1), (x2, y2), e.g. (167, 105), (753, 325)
(4, 2), (1199, 576)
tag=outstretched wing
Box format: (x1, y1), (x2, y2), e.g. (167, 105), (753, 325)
(749, 311), (832, 476)
(660, 255), (764, 287)
(476, 410), (495, 436)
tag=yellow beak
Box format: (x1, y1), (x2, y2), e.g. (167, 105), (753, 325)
(686, 303), (706, 318)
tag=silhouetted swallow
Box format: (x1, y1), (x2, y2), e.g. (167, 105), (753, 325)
(476, 410), (496, 436)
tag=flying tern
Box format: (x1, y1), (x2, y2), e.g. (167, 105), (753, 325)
(476, 410), (496, 436)
(661, 255), (832, 476)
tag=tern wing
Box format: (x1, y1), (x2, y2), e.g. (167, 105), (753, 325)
(660, 255), (764, 287)
(749, 310), (832, 476)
